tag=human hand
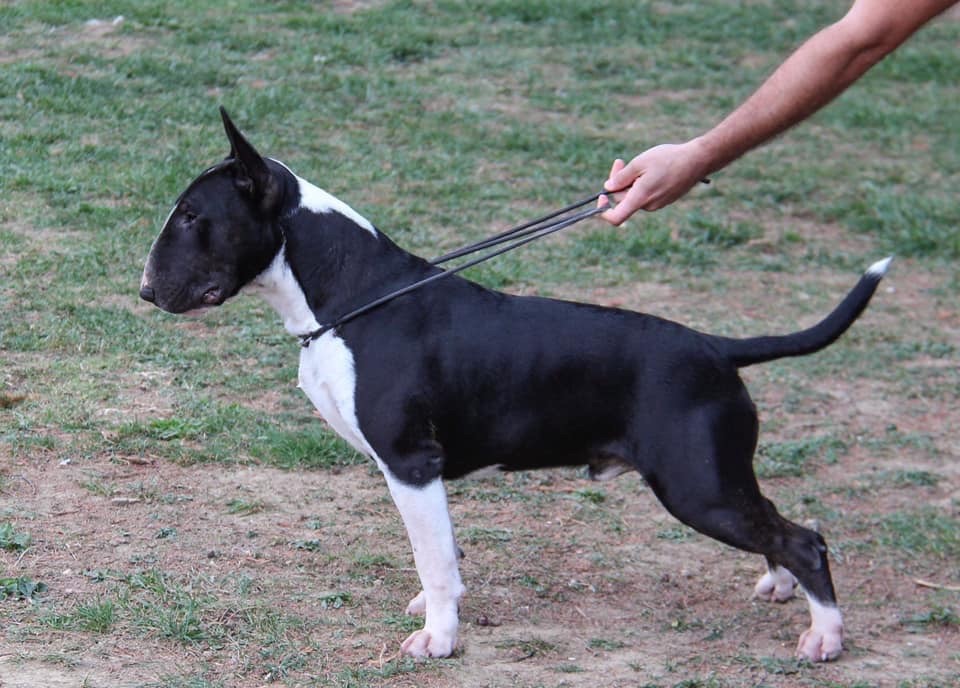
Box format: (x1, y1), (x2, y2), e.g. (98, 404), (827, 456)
(600, 139), (711, 225)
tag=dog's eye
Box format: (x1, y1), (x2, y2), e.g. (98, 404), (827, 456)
(182, 210), (198, 225)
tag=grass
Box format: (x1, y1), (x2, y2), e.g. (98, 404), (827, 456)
(44, 599), (116, 633)
(756, 435), (848, 479)
(1, 2), (958, 687)
(225, 498), (266, 516)
(2, 1), (957, 470)
(878, 509), (960, 559)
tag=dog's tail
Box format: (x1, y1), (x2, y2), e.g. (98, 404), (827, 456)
(712, 257), (892, 369)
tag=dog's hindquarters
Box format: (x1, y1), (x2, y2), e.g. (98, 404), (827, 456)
(626, 358), (843, 661)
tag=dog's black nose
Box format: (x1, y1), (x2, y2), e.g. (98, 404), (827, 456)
(139, 286), (156, 303)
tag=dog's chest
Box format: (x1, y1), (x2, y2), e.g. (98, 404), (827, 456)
(297, 336), (372, 457)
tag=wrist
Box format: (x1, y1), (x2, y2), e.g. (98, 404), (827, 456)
(685, 135), (720, 180)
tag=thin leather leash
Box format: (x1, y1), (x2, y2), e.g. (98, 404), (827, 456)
(298, 190), (614, 347)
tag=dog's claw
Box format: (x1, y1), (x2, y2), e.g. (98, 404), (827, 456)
(796, 626), (843, 662)
(405, 590), (426, 616)
(401, 628), (456, 658)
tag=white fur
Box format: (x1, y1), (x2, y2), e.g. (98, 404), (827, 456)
(141, 204), (179, 290)
(248, 247), (322, 337)
(753, 564), (797, 603)
(296, 177), (377, 236)
(381, 472), (464, 658)
(406, 590), (427, 616)
(797, 594), (843, 662)
(867, 256), (893, 277)
(270, 158), (377, 236)
(252, 251), (463, 657)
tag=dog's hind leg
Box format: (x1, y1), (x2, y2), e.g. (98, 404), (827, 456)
(657, 482), (843, 661)
(378, 464), (464, 658)
(640, 402), (842, 661)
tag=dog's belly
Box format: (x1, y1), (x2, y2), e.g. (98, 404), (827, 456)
(297, 334), (371, 456)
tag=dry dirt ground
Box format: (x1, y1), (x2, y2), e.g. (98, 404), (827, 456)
(2, 258), (958, 688)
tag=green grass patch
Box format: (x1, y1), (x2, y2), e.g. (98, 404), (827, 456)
(121, 569), (216, 645)
(495, 636), (558, 658)
(902, 605), (960, 629)
(44, 599), (116, 633)
(588, 637), (627, 651)
(225, 498), (266, 516)
(335, 658), (424, 687)
(877, 509), (960, 559)
(247, 426), (362, 470)
(756, 436), (848, 479)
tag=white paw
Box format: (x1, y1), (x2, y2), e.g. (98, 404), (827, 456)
(752, 567), (797, 603)
(401, 627), (457, 658)
(796, 625), (843, 662)
(405, 590), (426, 616)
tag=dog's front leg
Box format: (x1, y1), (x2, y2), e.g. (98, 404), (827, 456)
(380, 466), (464, 658)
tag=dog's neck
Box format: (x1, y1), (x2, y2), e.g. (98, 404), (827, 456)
(249, 174), (436, 338)
(249, 245), (320, 337)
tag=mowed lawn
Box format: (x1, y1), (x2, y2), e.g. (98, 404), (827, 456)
(1, 2), (958, 687)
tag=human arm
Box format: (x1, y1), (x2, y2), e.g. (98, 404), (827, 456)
(601, 0), (957, 225)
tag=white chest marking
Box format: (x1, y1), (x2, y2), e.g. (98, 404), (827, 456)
(248, 246), (321, 337)
(247, 244), (374, 456)
(297, 334), (374, 457)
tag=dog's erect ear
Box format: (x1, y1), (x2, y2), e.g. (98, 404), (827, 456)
(219, 106), (278, 206)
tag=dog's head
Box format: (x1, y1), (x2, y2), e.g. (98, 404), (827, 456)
(140, 108), (289, 313)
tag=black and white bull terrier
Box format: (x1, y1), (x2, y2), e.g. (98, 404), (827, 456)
(140, 108), (891, 662)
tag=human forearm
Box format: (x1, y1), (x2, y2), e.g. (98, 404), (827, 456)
(602, 0), (957, 224)
(697, 17), (892, 175)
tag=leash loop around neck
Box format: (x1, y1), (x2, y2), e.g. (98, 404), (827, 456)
(298, 190), (613, 347)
